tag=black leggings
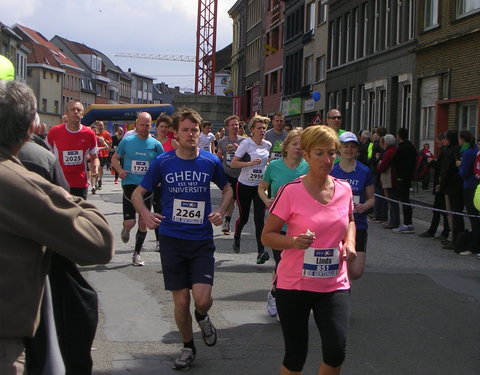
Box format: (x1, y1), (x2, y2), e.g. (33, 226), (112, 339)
(234, 181), (265, 253)
(276, 288), (350, 372)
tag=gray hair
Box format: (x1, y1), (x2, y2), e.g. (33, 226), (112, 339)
(384, 133), (396, 147)
(0, 81), (37, 147)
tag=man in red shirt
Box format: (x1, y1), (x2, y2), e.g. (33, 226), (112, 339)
(46, 100), (99, 199)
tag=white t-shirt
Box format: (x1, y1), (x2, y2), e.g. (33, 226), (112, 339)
(199, 132), (215, 152)
(234, 137), (271, 186)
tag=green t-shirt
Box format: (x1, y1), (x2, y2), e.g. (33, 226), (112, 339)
(263, 158), (309, 198)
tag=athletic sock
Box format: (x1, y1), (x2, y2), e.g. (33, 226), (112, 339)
(134, 230), (147, 254)
(194, 309), (207, 323)
(184, 339), (196, 354)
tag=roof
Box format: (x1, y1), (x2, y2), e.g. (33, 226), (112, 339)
(54, 35), (95, 55)
(14, 24), (80, 69)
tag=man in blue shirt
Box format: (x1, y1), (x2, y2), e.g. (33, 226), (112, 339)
(132, 108), (232, 370)
(111, 112), (164, 266)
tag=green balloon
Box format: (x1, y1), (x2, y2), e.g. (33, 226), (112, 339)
(0, 55), (15, 81)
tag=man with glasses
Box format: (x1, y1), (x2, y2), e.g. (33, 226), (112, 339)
(326, 109), (346, 137)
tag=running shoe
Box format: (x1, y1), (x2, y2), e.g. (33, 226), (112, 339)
(197, 314), (217, 347)
(232, 237), (240, 253)
(97, 180), (102, 190)
(132, 253), (145, 266)
(222, 220), (230, 235)
(121, 227), (130, 243)
(392, 225), (414, 234)
(91, 188), (96, 195)
(256, 251), (270, 264)
(265, 291), (277, 317)
(114, 180), (119, 184)
(172, 348), (195, 370)
(418, 230), (434, 238)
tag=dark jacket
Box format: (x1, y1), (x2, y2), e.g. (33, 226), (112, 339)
(439, 138), (463, 196)
(391, 139), (417, 182)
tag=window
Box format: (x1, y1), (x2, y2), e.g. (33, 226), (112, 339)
(54, 100), (59, 114)
(363, 3), (369, 57)
(270, 70), (278, 94)
(425, 0), (439, 29)
(328, 92), (335, 110)
(402, 84), (412, 129)
(56, 74), (60, 82)
(385, 0), (391, 49)
(378, 88), (387, 127)
(457, 0), (480, 17)
(43, 71), (46, 79)
(345, 13), (351, 62)
(373, 0), (379, 52)
(353, 8), (359, 60)
(421, 106), (436, 140)
(306, 2), (316, 31)
(338, 17), (343, 64)
(317, 1), (328, 25)
(42, 98), (47, 112)
(350, 87), (357, 130)
(368, 91), (376, 128)
(329, 21), (336, 67)
(315, 55), (326, 82)
(304, 55), (313, 85)
(407, 0), (415, 39)
(360, 85), (366, 129)
(396, 0), (402, 44)
(458, 101), (478, 137)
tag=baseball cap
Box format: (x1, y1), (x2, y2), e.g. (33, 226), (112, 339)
(339, 131), (359, 145)
(0, 55), (15, 81)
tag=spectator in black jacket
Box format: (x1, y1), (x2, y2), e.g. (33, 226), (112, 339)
(439, 129), (464, 249)
(418, 133), (450, 240)
(390, 128), (417, 233)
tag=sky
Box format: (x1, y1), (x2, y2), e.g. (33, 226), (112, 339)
(1, 0), (238, 91)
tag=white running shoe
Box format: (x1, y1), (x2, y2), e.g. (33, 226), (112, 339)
(132, 253), (145, 266)
(198, 314), (217, 346)
(172, 347), (195, 370)
(265, 291), (277, 317)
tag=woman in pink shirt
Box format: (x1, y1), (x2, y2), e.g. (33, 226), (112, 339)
(262, 125), (356, 375)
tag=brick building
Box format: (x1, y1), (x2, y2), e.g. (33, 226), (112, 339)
(415, 0), (480, 148)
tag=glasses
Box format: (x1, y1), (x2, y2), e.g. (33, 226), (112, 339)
(329, 116), (342, 120)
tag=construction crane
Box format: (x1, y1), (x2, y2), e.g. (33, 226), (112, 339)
(114, 52), (195, 62)
(195, 0), (217, 95)
(115, 0), (217, 95)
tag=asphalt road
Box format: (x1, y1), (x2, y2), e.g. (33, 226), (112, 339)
(83, 173), (480, 375)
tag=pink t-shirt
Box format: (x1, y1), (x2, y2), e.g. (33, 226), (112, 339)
(270, 177), (353, 293)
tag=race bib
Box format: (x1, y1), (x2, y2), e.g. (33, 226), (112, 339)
(131, 160), (149, 174)
(63, 150), (83, 165)
(226, 152), (235, 166)
(271, 151), (282, 160)
(353, 195), (360, 204)
(203, 145), (211, 151)
(302, 247), (339, 278)
(248, 168), (264, 183)
(172, 199), (205, 224)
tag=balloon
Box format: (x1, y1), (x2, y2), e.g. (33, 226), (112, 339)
(312, 91), (321, 102)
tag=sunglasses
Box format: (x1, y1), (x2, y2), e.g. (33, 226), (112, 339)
(329, 116), (342, 120)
